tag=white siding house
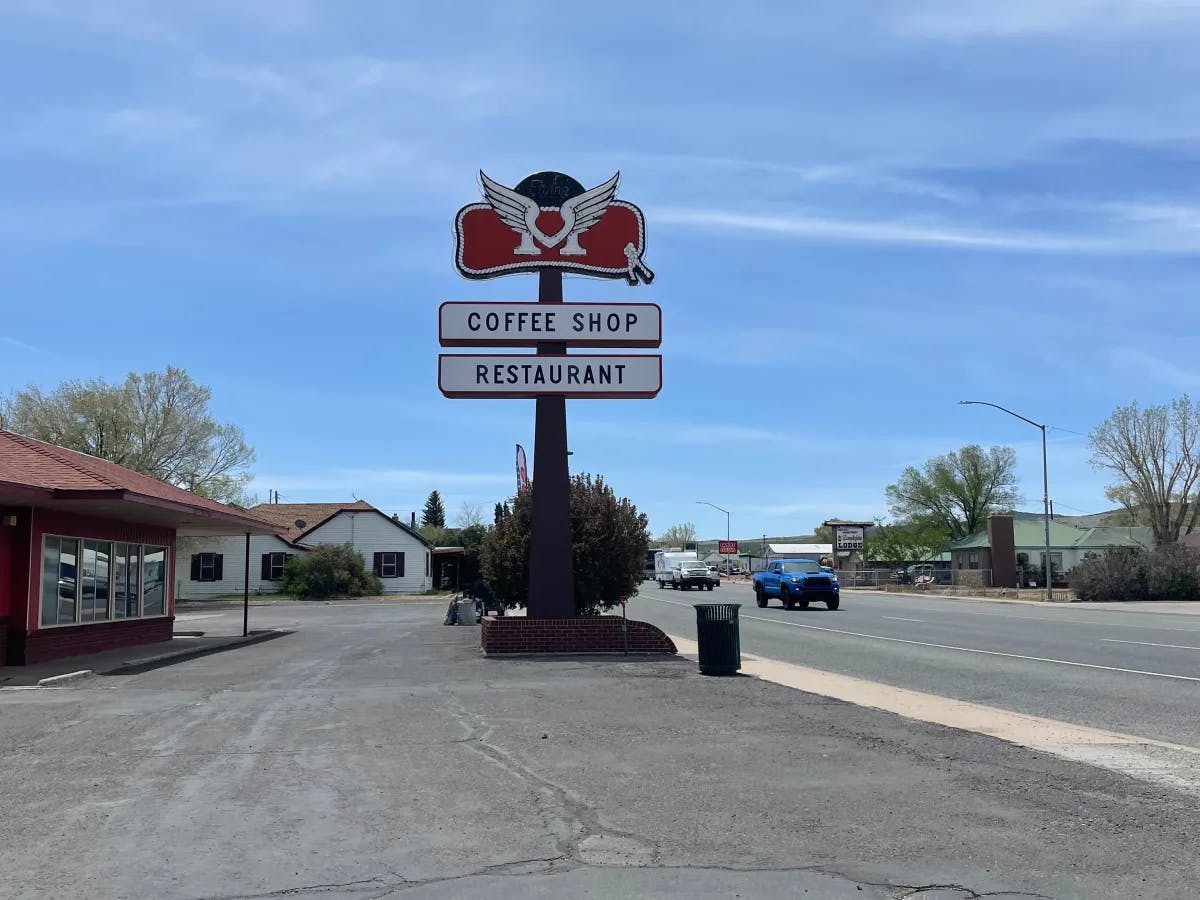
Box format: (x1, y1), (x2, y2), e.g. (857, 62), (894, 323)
(300, 508), (432, 595)
(176, 533), (300, 600)
(174, 502), (433, 599)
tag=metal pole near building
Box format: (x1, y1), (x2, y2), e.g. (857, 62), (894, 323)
(242, 532), (250, 637)
(696, 500), (730, 572)
(959, 401), (1054, 602)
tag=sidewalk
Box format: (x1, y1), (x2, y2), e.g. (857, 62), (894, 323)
(0, 630), (286, 687)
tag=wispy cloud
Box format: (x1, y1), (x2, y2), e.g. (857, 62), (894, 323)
(651, 206), (1200, 255)
(1, 336), (41, 353)
(1109, 348), (1200, 391)
(892, 0), (1200, 38)
(575, 419), (784, 445)
(252, 468), (511, 495)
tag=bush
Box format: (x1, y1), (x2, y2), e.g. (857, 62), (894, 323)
(482, 473), (650, 615)
(281, 544), (384, 599)
(1072, 544), (1200, 602)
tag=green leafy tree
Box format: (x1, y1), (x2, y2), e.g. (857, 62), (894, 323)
(1, 366), (255, 505)
(1089, 395), (1200, 543)
(456, 522), (488, 584)
(885, 445), (1021, 540)
(864, 520), (949, 564)
(493, 502), (506, 525)
(421, 490), (446, 528)
(281, 544), (383, 599)
(482, 474), (650, 615)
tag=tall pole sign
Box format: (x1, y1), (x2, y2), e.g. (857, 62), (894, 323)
(443, 171), (659, 619)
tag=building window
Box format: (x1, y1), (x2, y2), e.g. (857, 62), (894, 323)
(1040, 551), (1064, 573)
(81, 540), (112, 622)
(191, 552), (224, 582)
(967, 552), (980, 570)
(114, 543), (140, 619)
(261, 552), (292, 582)
(142, 547), (167, 617)
(373, 552), (404, 579)
(41, 536), (166, 626)
(41, 536), (77, 626)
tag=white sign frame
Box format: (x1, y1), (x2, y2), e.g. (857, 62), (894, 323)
(439, 354), (662, 399)
(439, 302), (662, 348)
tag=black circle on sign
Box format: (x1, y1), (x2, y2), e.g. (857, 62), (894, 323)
(514, 172), (585, 206)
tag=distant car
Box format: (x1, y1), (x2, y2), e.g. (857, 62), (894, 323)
(706, 564), (721, 587)
(671, 559), (713, 591)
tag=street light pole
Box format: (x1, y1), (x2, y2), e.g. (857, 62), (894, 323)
(696, 501), (731, 572)
(959, 400), (1053, 602)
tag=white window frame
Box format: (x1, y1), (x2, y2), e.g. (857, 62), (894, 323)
(268, 552), (288, 581)
(380, 552), (398, 579)
(198, 552), (217, 582)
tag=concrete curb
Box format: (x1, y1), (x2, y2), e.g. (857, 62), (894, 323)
(103, 629), (291, 676)
(37, 669), (94, 687)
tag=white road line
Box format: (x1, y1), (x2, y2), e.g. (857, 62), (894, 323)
(652, 596), (1200, 682)
(174, 613), (226, 621)
(846, 592), (1200, 633)
(881, 616), (924, 623)
(1101, 638), (1200, 651)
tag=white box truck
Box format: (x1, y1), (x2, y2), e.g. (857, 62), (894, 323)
(654, 550), (712, 590)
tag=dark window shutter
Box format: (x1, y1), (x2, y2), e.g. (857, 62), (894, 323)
(285, 553), (294, 563)
(261, 554), (271, 580)
(372, 552), (382, 576)
(190, 555), (201, 581)
(214, 555), (223, 581)
(397, 553), (405, 577)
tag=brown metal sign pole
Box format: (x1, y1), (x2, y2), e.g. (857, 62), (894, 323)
(527, 269), (575, 619)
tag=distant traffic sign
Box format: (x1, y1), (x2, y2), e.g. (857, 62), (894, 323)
(718, 540), (738, 555)
(440, 302), (661, 348)
(438, 354), (662, 399)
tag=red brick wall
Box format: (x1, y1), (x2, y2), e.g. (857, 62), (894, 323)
(481, 615), (676, 655)
(12, 616), (174, 665)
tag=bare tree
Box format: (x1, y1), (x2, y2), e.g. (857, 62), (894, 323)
(885, 445), (1021, 540)
(456, 501), (485, 528)
(658, 522), (696, 547)
(1089, 395), (1200, 544)
(2, 366), (255, 505)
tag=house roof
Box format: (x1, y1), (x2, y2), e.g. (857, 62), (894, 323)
(768, 543), (833, 555)
(247, 501), (375, 540)
(947, 516), (1152, 551)
(247, 501), (434, 548)
(0, 429), (281, 535)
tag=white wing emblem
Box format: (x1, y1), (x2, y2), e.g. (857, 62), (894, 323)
(479, 171), (620, 257)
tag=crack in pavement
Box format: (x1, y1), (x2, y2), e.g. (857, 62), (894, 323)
(444, 695), (662, 868)
(189, 864), (1053, 900)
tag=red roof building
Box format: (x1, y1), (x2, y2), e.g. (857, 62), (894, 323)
(0, 430), (280, 665)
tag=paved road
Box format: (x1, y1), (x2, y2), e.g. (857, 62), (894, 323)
(634, 581), (1200, 747)
(6, 600), (1200, 899)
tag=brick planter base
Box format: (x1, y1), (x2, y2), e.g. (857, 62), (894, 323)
(8, 617), (174, 665)
(481, 615), (676, 656)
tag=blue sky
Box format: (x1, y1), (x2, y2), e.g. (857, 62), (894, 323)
(3, 1), (1200, 539)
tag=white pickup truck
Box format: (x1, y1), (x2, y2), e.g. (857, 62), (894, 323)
(654, 550), (714, 591)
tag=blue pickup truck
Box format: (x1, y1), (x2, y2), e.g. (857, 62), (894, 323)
(752, 559), (840, 610)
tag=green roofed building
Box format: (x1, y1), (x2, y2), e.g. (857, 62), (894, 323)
(946, 511), (1152, 585)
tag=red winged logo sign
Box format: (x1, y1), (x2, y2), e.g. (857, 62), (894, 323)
(455, 170), (653, 285)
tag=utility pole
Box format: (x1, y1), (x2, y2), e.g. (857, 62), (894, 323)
(959, 401), (1054, 602)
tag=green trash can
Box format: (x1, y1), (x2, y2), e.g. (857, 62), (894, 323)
(694, 603), (741, 676)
